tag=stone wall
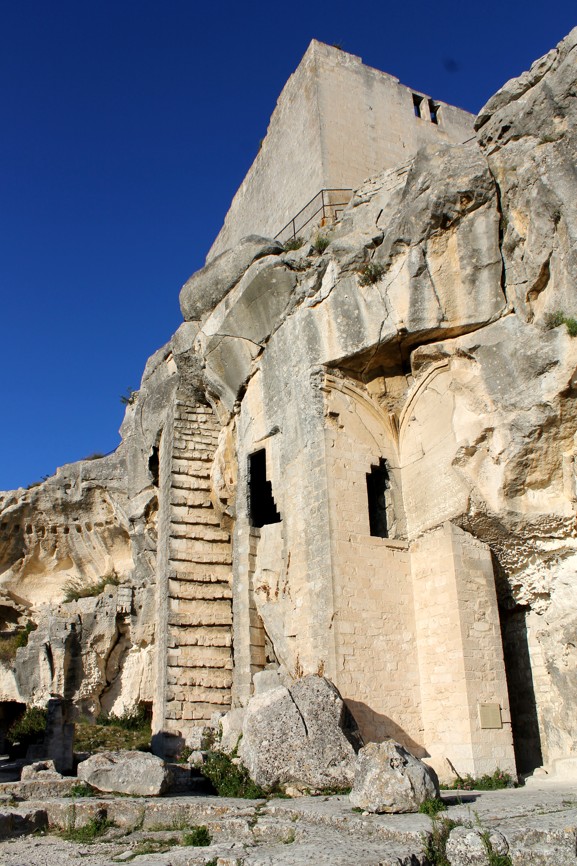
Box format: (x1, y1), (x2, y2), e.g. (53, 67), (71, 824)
(207, 40), (474, 259)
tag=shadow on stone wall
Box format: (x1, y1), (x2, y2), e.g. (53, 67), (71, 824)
(345, 699), (428, 758)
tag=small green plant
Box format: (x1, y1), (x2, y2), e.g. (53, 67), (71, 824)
(182, 825), (212, 847)
(0, 620), (37, 662)
(419, 796), (448, 817)
(357, 262), (385, 285)
(200, 750), (266, 798)
(352, 806), (363, 813)
(65, 782), (96, 798)
(283, 829), (296, 844)
(96, 702), (150, 731)
(544, 310), (577, 337)
(312, 234), (330, 254)
(61, 812), (114, 842)
(177, 745), (193, 763)
(284, 236), (304, 251)
(480, 829), (513, 866)
(120, 387), (139, 406)
(423, 817), (459, 866)
(440, 768), (516, 791)
(205, 860), (218, 866)
(6, 705), (47, 749)
(63, 571), (121, 603)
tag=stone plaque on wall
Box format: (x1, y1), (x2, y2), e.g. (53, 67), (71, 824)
(478, 703), (502, 729)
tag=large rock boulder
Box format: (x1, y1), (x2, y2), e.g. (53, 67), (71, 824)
(349, 741), (438, 813)
(77, 750), (172, 796)
(179, 235), (284, 321)
(239, 675), (362, 792)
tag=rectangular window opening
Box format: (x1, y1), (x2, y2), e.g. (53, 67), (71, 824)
(366, 458), (389, 538)
(428, 99), (440, 124)
(412, 93), (423, 118)
(248, 449), (281, 528)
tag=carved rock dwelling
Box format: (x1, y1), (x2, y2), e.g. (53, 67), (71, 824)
(1, 31), (577, 783)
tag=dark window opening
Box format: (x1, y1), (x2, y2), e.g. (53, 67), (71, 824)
(366, 459), (389, 538)
(148, 446), (160, 487)
(248, 449), (281, 528)
(412, 93), (423, 118)
(428, 99), (439, 124)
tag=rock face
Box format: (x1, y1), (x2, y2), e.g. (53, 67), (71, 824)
(446, 826), (509, 866)
(1, 31), (577, 785)
(349, 741), (438, 813)
(239, 676), (361, 791)
(77, 750), (171, 796)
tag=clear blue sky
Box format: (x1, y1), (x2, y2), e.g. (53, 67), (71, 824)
(1, 1), (575, 490)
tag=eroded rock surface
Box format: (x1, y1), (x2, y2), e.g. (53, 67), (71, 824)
(349, 741), (438, 813)
(239, 676), (361, 791)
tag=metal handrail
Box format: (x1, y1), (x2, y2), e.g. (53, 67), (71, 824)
(275, 188), (353, 243)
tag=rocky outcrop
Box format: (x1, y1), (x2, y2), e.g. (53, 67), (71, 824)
(239, 676), (361, 792)
(1, 30), (577, 783)
(349, 741), (438, 813)
(77, 750), (172, 796)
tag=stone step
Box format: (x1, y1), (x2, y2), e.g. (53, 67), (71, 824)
(167, 686), (232, 706)
(172, 441), (215, 456)
(170, 473), (211, 492)
(167, 644), (232, 667)
(171, 459), (212, 478)
(168, 605), (232, 628)
(168, 564), (232, 582)
(168, 579), (231, 600)
(169, 549), (232, 566)
(165, 700), (227, 722)
(169, 536), (231, 557)
(170, 524), (230, 543)
(170, 490), (213, 508)
(170, 505), (221, 526)
(167, 625), (232, 647)
(167, 666), (233, 689)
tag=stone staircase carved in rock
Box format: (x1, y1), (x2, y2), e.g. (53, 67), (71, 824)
(154, 397), (232, 742)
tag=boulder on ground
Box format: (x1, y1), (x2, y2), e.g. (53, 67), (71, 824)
(239, 675), (362, 792)
(21, 760), (62, 781)
(77, 750), (172, 796)
(446, 826), (509, 865)
(349, 740), (438, 813)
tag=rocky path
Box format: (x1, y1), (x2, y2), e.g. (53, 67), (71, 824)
(1, 782), (577, 865)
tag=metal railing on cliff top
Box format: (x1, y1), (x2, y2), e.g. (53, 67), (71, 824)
(275, 188), (353, 244)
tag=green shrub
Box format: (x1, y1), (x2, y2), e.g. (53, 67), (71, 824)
(419, 796), (448, 816)
(96, 702), (150, 731)
(312, 234), (330, 254)
(120, 388), (138, 406)
(544, 310), (577, 337)
(0, 621), (36, 662)
(65, 782), (96, 798)
(480, 829), (513, 866)
(441, 768), (516, 791)
(75, 708), (151, 754)
(182, 825), (211, 847)
(284, 236), (304, 251)
(544, 310), (566, 329)
(63, 571), (120, 603)
(200, 751), (266, 799)
(357, 262), (385, 286)
(6, 706), (46, 749)
(61, 812), (114, 842)
(423, 817), (459, 866)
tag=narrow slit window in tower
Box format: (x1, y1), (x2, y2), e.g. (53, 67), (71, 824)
(428, 99), (439, 124)
(366, 459), (390, 538)
(412, 93), (423, 118)
(248, 449), (281, 528)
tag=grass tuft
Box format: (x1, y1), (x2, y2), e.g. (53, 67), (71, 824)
(357, 262), (385, 285)
(283, 236), (304, 251)
(200, 751), (266, 799)
(63, 571), (121, 603)
(182, 825), (211, 847)
(0, 621), (37, 662)
(312, 234), (330, 254)
(440, 768), (516, 791)
(419, 796), (448, 816)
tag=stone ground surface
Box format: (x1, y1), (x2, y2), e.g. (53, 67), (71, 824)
(0, 780), (577, 865)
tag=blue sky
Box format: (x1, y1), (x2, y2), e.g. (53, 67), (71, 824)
(1, 1), (575, 490)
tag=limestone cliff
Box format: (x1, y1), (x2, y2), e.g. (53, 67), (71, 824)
(1, 29), (577, 779)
